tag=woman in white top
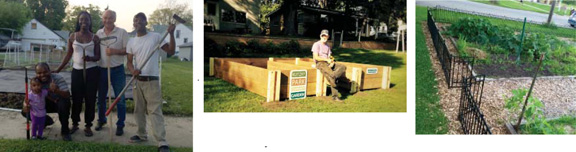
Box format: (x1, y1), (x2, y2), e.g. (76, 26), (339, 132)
(55, 11), (101, 137)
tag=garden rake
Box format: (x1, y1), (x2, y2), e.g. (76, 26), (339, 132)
(24, 67), (30, 140)
(100, 36), (117, 142)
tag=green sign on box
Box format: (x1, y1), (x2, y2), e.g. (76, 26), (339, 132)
(289, 70), (307, 100)
(367, 68), (378, 74)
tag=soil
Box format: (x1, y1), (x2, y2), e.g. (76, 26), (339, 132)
(474, 54), (554, 78)
(437, 23), (555, 78)
(0, 93), (24, 109)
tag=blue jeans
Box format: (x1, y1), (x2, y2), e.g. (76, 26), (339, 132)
(97, 65), (126, 127)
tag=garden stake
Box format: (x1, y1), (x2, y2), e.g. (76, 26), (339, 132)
(515, 53), (545, 131)
(516, 17), (526, 65)
(105, 14), (186, 116)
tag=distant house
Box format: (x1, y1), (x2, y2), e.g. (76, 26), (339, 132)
(266, 4), (374, 38)
(150, 24), (192, 60)
(178, 42), (193, 61)
(204, 0), (261, 34)
(152, 24), (193, 54)
(20, 19), (67, 52)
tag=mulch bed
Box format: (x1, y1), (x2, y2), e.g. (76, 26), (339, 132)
(0, 92), (24, 109)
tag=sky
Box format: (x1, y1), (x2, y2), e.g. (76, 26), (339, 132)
(66, 0), (192, 30)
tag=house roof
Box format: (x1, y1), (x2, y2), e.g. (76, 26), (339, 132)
(152, 24), (193, 33)
(54, 30), (70, 41)
(29, 19), (66, 40)
(178, 42), (193, 48)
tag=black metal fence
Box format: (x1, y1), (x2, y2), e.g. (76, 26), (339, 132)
(458, 76), (491, 134)
(427, 8), (474, 88)
(427, 7), (492, 134)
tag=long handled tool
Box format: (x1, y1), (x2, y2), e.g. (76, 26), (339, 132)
(100, 36), (117, 141)
(106, 14), (186, 116)
(25, 67), (30, 140)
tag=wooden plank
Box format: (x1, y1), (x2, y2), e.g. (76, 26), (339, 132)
(274, 70), (281, 101)
(316, 69), (325, 97)
(267, 70), (275, 102)
(215, 59), (269, 97)
(209, 57), (215, 76)
(382, 66), (391, 89)
(350, 67), (362, 93)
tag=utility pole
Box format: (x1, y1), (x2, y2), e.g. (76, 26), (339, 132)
(547, 0), (557, 24)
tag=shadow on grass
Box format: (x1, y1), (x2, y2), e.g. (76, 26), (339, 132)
(332, 48), (404, 69)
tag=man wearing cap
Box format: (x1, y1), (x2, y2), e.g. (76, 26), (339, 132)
(95, 10), (129, 136)
(312, 29), (347, 101)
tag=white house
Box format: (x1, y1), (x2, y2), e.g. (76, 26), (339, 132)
(178, 42), (193, 61)
(152, 24), (193, 54)
(20, 19), (67, 52)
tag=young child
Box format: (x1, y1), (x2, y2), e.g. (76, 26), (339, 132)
(26, 77), (49, 140)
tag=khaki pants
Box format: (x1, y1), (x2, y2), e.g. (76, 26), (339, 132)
(316, 61), (347, 97)
(133, 80), (168, 146)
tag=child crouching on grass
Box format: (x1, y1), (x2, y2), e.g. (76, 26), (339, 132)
(24, 77), (50, 140)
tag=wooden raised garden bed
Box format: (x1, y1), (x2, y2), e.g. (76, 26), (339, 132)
(209, 57), (392, 102)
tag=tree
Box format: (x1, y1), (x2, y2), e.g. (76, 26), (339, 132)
(0, 0), (32, 35)
(61, 4), (103, 33)
(25, 0), (68, 30)
(259, 0), (281, 31)
(280, 0), (299, 36)
(148, 0), (193, 29)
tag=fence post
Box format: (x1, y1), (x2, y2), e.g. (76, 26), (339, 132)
(516, 18), (527, 64)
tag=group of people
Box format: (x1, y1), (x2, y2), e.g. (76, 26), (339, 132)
(22, 10), (175, 152)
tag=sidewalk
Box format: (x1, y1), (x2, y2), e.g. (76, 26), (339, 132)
(0, 110), (192, 148)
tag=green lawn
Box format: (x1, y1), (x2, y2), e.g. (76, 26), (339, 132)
(431, 6), (576, 39)
(0, 139), (192, 152)
(204, 49), (406, 112)
(415, 6), (449, 134)
(473, 0), (573, 16)
(126, 57), (193, 116)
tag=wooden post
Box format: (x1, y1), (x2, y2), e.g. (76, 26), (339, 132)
(350, 67), (362, 93)
(267, 70), (275, 102)
(316, 69), (326, 97)
(209, 57), (215, 76)
(266, 70), (281, 102)
(382, 67), (392, 89)
(274, 70), (281, 101)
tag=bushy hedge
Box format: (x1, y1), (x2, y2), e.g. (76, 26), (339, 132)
(205, 38), (308, 58)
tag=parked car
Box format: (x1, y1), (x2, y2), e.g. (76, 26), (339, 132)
(570, 13), (576, 27)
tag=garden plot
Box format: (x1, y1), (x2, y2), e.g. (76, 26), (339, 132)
(424, 17), (576, 134)
(209, 57), (392, 102)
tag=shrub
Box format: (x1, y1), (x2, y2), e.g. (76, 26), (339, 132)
(225, 41), (246, 57)
(205, 37), (223, 57)
(504, 88), (564, 134)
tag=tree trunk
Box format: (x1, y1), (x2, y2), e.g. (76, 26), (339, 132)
(282, 1), (298, 36)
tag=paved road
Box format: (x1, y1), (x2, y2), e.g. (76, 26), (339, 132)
(417, 0), (572, 27)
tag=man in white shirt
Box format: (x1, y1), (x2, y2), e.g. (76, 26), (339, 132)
(126, 12), (175, 152)
(95, 10), (129, 136)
